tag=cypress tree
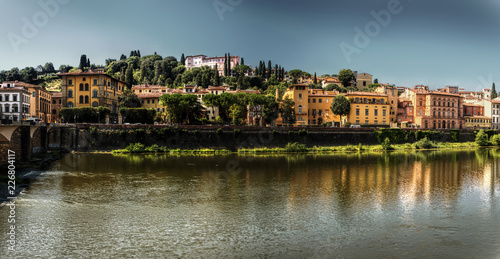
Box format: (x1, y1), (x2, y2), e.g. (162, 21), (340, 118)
(241, 57), (244, 66)
(180, 53), (185, 65)
(492, 82), (497, 99)
(224, 54), (228, 77)
(137, 50), (141, 57)
(267, 60), (272, 79)
(314, 72), (317, 84)
(228, 52), (231, 77)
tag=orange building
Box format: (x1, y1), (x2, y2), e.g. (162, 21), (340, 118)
(59, 69), (128, 116)
(401, 86), (465, 129)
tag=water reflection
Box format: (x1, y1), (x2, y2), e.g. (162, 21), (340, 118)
(1, 149), (499, 258)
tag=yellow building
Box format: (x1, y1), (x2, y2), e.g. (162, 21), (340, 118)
(374, 85), (398, 124)
(345, 92), (390, 126)
(356, 73), (373, 88)
(279, 84), (341, 126)
(137, 92), (165, 113)
(59, 69), (128, 115)
(464, 116), (491, 129)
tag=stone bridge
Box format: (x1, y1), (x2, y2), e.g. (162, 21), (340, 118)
(0, 125), (78, 164)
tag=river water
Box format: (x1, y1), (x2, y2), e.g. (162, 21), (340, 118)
(1, 149), (500, 258)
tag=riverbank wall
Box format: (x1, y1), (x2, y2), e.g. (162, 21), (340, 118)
(73, 125), (480, 151)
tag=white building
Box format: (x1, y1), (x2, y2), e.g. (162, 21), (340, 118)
(185, 55), (240, 76)
(0, 81), (31, 122)
(491, 99), (500, 130)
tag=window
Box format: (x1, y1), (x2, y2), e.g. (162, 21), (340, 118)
(356, 109), (360, 116)
(79, 84), (84, 91)
(82, 77), (86, 81)
(4, 104), (9, 113)
(318, 99), (322, 103)
(356, 120), (360, 125)
(93, 79), (98, 85)
(5, 95), (9, 101)
(85, 96), (89, 104)
(365, 120), (369, 125)
(67, 102), (74, 108)
(355, 97), (360, 103)
(326, 99), (329, 103)
(92, 101), (98, 107)
(298, 105), (302, 114)
(299, 93), (302, 99)
(32, 91), (36, 97)
(0, 95), (2, 101)
(68, 79), (73, 85)
(152, 100), (155, 104)
(318, 110), (323, 116)
(326, 110), (329, 116)
(68, 90), (73, 98)
(365, 109), (369, 116)
(13, 95), (17, 101)
(363, 98), (367, 103)
(420, 101), (423, 106)
(374, 109), (378, 116)
(147, 100), (150, 104)
(93, 90), (98, 98)
(313, 99), (316, 103)
(79, 95), (84, 103)
(383, 110), (386, 116)
(85, 83), (89, 91)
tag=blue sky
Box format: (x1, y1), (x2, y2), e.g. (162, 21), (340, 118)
(1, 0), (500, 90)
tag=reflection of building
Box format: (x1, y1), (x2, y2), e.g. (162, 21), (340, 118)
(59, 69), (127, 115)
(0, 81), (31, 122)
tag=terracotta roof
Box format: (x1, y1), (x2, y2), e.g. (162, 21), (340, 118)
(2, 81), (40, 88)
(136, 93), (163, 98)
(58, 70), (129, 85)
(132, 85), (164, 89)
(463, 104), (484, 107)
(207, 86), (229, 90)
(345, 91), (388, 97)
(464, 116), (490, 120)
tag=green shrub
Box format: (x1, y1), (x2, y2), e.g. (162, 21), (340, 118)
(125, 143), (146, 153)
(475, 129), (490, 146)
(89, 127), (98, 137)
(450, 129), (460, 142)
(284, 142), (308, 152)
(134, 129), (146, 141)
(216, 128), (223, 135)
(414, 137), (438, 149)
(193, 130), (200, 137)
(298, 129), (308, 136)
(490, 134), (500, 146)
(344, 122), (352, 128)
(119, 130), (128, 140)
(272, 130), (279, 136)
(381, 137), (393, 150)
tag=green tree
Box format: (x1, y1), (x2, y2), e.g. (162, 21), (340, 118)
(241, 57), (244, 66)
(160, 93), (204, 124)
(79, 54), (87, 70)
(330, 95), (351, 126)
(492, 82), (497, 99)
(374, 78), (379, 84)
(20, 67), (37, 83)
(338, 69), (354, 87)
(288, 69), (303, 83)
(229, 103), (245, 125)
(324, 83), (339, 91)
(280, 97), (296, 125)
(475, 129), (490, 146)
(125, 66), (134, 86)
(120, 54), (127, 60)
(180, 53), (186, 65)
(119, 89), (141, 108)
(43, 62), (55, 73)
(314, 72), (317, 84)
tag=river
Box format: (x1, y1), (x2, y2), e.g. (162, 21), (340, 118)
(1, 149), (499, 258)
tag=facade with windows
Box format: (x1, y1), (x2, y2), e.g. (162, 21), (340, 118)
(51, 92), (62, 122)
(59, 69), (128, 115)
(401, 86), (464, 129)
(0, 81), (31, 122)
(278, 84), (341, 126)
(492, 100), (500, 129)
(25, 83), (52, 123)
(185, 55), (241, 76)
(346, 92), (390, 126)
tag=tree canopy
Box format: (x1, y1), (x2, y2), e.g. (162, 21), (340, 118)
(330, 95), (351, 126)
